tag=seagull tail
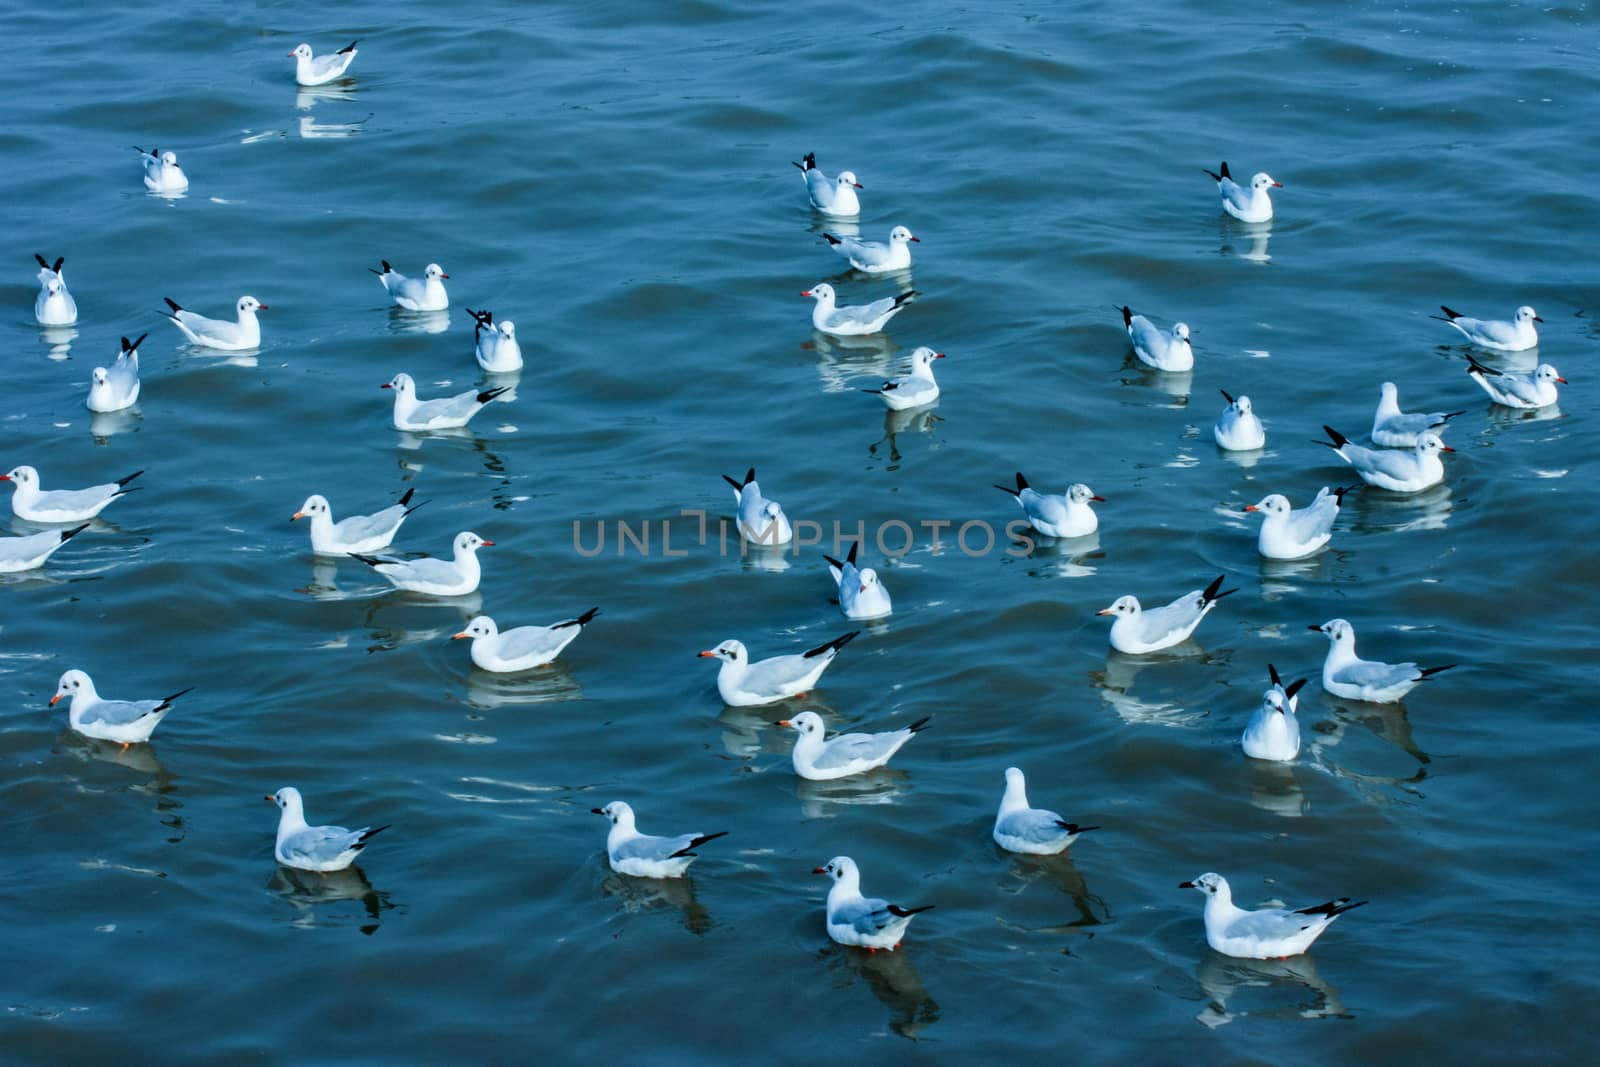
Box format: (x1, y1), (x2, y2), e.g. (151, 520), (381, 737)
(887, 904), (936, 917)
(116, 469), (146, 489)
(355, 824), (391, 847)
(1296, 897), (1368, 919)
(1201, 573), (1238, 604)
(1438, 305), (1463, 320)
(1285, 678), (1309, 699)
(475, 386), (511, 404)
(906, 715), (933, 734)
(1419, 663), (1457, 679)
(157, 687), (195, 710)
(1464, 355), (1499, 377)
(1056, 821), (1100, 834)
(338, 39), (359, 54)
(61, 523), (91, 542)
(1320, 425), (1349, 450)
(1120, 305), (1133, 328)
(803, 630), (859, 659)
(669, 830), (729, 858)
(892, 289), (919, 309)
(1202, 166), (1222, 183)
(350, 554), (384, 569)
(1219, 388), (1235, 405)
(554, 607), (601, 629)
(821, 232), (843, 246)
(163, 297), (183, 314)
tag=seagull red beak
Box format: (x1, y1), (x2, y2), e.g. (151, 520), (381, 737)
(776, 719), (793, 727)
(590, 808), (605, 815)
(440, 273), (450, 279)
(1178, 881), (1196, 888)
(479, 539), (495, 546)
(909, 236), (921, 243)
(1534, 316), (1545, 323)
(381, 383), (393, 389)
(1440, 445), (1455, 453)
(1091, 494), (1106, 502)
(800, 290), (812, 297)
(49, 694), (62, 706)
(265, 795), (277, 802)
(852, 181), (863, 189)
(697, 650), (718, 658)
(1271, 181), (1284, 187)
(812, 867), (828, 874)
(1557, 375), (1568, 383)
(257, 304), (269, 311)
(934, 352), (946, 359)
(286, 51), (297, 57)
(0, 475), (10, 482)
(1243, 504), (1259, 512)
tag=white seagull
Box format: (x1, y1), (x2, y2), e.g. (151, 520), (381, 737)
(1180, 872), (1365, 959)
(992, 766), (1099, 855)
(353, 530), (492, 596)
(1432, 304), (1541, 352)
(1241, 664), (1307, 762)
(776, 710), (929, 781)
(721, 467), (792, 546)
(1243, 486), (1350, 561)
(1215, 390), (1266, 451)
(995, 472), (1101, 539)
(822, 541), (892, 621)
(822, 226), (917, 274)
(268, 787), (389, 873)
(1123, 305), (1194, 372)
(794, 152), (862, 217)
(0, 524), (89, 572)
(453, 608), (599, 672)
(135, 146), (188, 192)
(803, 283), (915, 336)
(1202, 161), (1281, 223)
(862, 346), (943, 410)
(1371, 382), (1463, 448)
(815, 856), (933, 952)
(1097, 574), (1236, 654)
(2, 465), (142, 523)
(86, 334), (144, 413)
(372, 260), (449, 311)
(162, 295), (266, 350)
(697, 631), (857, 707)
(51, 669), (190, 748)
(1320, 425), (1449, 494)
(592, 801), (727, 879)
(33, 254), (77, 325)
(288, 40), (358, 86)
(1310, 618), (1455, 704)
(1465, 356), (1565, 410)
(466, 308), (523, 372)
(293, 488), (423, 555)
(383, 373), (509, 431)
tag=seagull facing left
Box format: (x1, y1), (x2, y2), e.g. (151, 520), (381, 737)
(862, 346), (943, 410)
(0, 524), (90, 573)
(51, 669), (191, 748)
(1180, 872), (1365, 959)
(815, 856), (933, 951)
(33, 254), (77, 325)
(293, 488), (423, 555)
(1097, 574), (1236, 654)
(698, 631), (858, 707)
(993, 766), (1099, 855)
(1122, 305), (1193, 371)
(2, 465), (142, 523)
(592, 801), (728, 879)
(776, 710), (929, 781)
(1243, 486), (1349, 561)
(268, 787), (389, 872)
(453, 608), (599, 672)
(353, 530), (493, 596)
(288, 40), (358, 86)
(1310, 618), (1455, 704)
(383, 373), (509, 431)
(162, 295), (266, 350)
(134, 146), (188, 192)
(803, 283), (915, 336)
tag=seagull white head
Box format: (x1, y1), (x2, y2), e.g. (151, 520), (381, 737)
(496, 320), (516, 341)
(857, 567), (883, 596)
(290, 43), (314, 60)
(267, 786), (305, 816)
(1068, 483), (1104, 505)
(1097, 595), (1141, 618)
(161, 150), (179, 167)
(1172, 322), (1192, 344)
(813, 855), (860, 882)
(591, 800), (636, 827)
(292, 494), (330, 520)
(1178, 871), (1227, 894)
(836, 170), (863, 190)
(1, 465), (39, 488)
(1416, 432), (1453, 456)
(91, 368), (109, 386)
(453, 531), (493, 554)
(775, 710), (825, 736)
(424, 263), (449, 281)
(1231, 394), (1253, 414)
(50, 669), (93, 706)
(760, 500), (785, 523)
(802, 283), (835, 303)
(1252, 173), (1282, 191)
(45, 277), (64, 296)
(1535, 364), (1567, 385)
(382, 373), (415, 395)
(889, 226), (919, 245)
(238, 295), (267, 314)
(910, 347), (945, 372)
(1262, 688), (1289, 716)
(1244, 494), (1291, 516)
(1311, 618), (1355, 646)
(697, 639), (746, 665)
(1516, 306), (1542, 325)
(454, 616), (500, 640)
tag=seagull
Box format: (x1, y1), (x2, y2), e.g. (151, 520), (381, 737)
(1215, 390), (1265, 451)
(465, 308), (523, 372)
(87, 334), (144, 413)
(803, 283), (915, 336)
(1243, 486), (1349, 561)
(822, 226), (918, 274)
(592, 801), (727, 879)
(268, 787), (389, 873)
(1432, 304), (1541, 352)
(161, 295), (266, 350)
(453, 608), (599, 672)
(33, 254), (77, 325)
(1123, 306), (1194, 371)
(776, 710), (928, 780)
(992, 766), (1099, 855)
(0, 524), (89, 572)
(862, 346), (943, 410)
(352, 531), (492, 596)
(1241, 665), (1307, 762)
(288, 40), (358, 86)
(1371, 382), (1463, 448)
(383, 373), (509, 431)
(371, 260), (449, 311)
(293, 488), (423, 555)
(822, 541), (892, 620)
(721, 467), (792, 546)
(1202, 161), (1281, 223)
(815, 856), (933, 952)
(51, 669), (190, 748)
(1310, 618), (1455, 703)
(1180, 873), (1365, 959)
(1097, 574), (1236, 654)
(994, 472), (1101, 539)
(1320, 425), (1449, 494)
(697, 631), (857, 707)
(794, 152), (862, 217)
(135, 146), (188, 192)
(1465, 356), (1565, 409)
(1, 466), (142, 523)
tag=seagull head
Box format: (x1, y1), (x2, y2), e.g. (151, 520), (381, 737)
(454, 531), (493, 555)
(857, 567), (882, 596)
(1068, 483), (1104, 505)
(292, 494), (329, 521)
(50, 669), (92, 706)
(383, 372), (414, 394)
(453, 616), (498, 641)
(1516, 305), (1542, 325)
(44, 277), (64, 296)
(910, 346), (944, 370)
(289, 43), (314, 60)
(775, 710), (823, 736)
(1244, 494), (1289, 516)
(812, 855), (858, 881)
(836, 171), (863, 190)
(496, 320), (516, 341)
(1178, 872), (1225, 895)
(1535, 363), (1566, 385)
(1417, 432), (1452, 456)
(267, 787), (305, 816)
(1251, 173), (1282, 191)
(239, 295), (267, 314)
(760, 500), (786, 523)
(161, 150), (179, 167)
(1310, 618), (1353, 645)
(2, 465), (38, 487)
(1096, 595), (1139, 618)
(801, 283), (834, 303)
(1231, 394), (1253, 415)
(1262, 688), (1288, 716)
(591, 800), (635, 828)
(698, 639), (745, 664)
(424, 263), (449, 281)
(889, 225), (918, 245)
(1172, 322), (1192, 344)
(91, 367), (109, 387)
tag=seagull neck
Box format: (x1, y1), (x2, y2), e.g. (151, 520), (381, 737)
(607, 815), (637, 845)
(66, 683), (100, 721)
(1204, 885), (1240, 922)
(1325, 637), (1357, 667)
(911, 360), (938, 382)
(828, 869), (861, 902)
(1000, 779), (1029, 813)
(390, 389), (418, 419)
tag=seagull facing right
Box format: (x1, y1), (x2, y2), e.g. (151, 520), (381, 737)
(698, 632), (858, 707)
(2, 465), (143, 523)
(1202, 161), (1281, 223)
(0, 524), (90, 573)
(803, 283), (916, 336)
(994, 472), (1101, 539)
(162, 295), (266, 350)
(352, 530), (492, 596)
(793, 152), (862, 217)
(862, 346), (943, 410)
(1097, 575), (1236, 654)
(1465, 356), (1565, 409)
(822, 540), (892, 620)
(1310, 618), (1455, 703)
(1241, 664), (1307, 762)
(86, 334), (144, 413)
(1320, 425), (1449, 494)
(383, 373), (509, 431)
(1122, 305), (1193, 371)
(51, 669), (190, 747)
(288, 40), (358, 86)
(1243, 486), (1349, 560)
(135, 147), (188, 192)
(776, 710), (929, 780)
(992, 767), (1099, 855)
(1215, 390), (1266, 450)
(1179, 872), (1365, 959)
(592, 800), (728, 879)
(293, 488), (423, 555)
(453, 608), (599, 672)
(466, 308), (524, 372)
(815, 855), (933, 951)
(822, 226), (918, 274)
(268, 787), (389, 872)
(371, 260), (449, 311)
(34, 254), (77, 325)
(1431, 304), (1540, 352)
(722, 467), (792, 545)
(1371, 382), (1463, 448)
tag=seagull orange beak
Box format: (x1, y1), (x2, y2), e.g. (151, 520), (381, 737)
(451, 632), (470, 640)
(265, 795), (277, 803)
(1095, 607), (1114, 616)
(291, 511), (305, 520)
(776, 719), (792, 727)
(697, 650), (718, 658)
(49, 694), (62, 705)
(1557, 375), (1568, 383)
(800, 290), (812, 297)
(1243, 504), (1259, 512)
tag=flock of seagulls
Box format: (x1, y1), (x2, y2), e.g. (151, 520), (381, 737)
(13, 39), (1572, 966)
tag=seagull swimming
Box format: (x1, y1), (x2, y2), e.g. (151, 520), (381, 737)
(1097, 574), (1236, 654)
(288, 40), (358, 86)
(86, 334), (144, 413)
(1432, 304), (1541, 352)
(1, 465), (142, 523)
(592, 801), (727, 879)
(1241, 665), (1307, 762)
(803, 283), (916, 336)
(1180, 872), (1365, 959)
(822, 541), (892, 620)
(372, 260), (449, 311)
(383, 373), (509, 431)
(995, 472), (1101, 539)
(1244, 486), (1349, 561)
(465, 308), (524, 372)
(822, 226), (917, 274)
(1202, 161), (1281, 223)
(1123, 306), (1193, 372)
(776, 710), (928, 781)
(698, 631), (857, 706)
(1320, 425), (1450, 494)
(1215, 390), (1266, 451)
(353, 530), (492, 596)
(815, 856), (933, 951)
(992, 766), (1099, 855)
(722, 467), (792, 546)
(51, 669), (190, 748)
(1310, 618), (1455, 704)
(453, 608), (599, 672)
(0, 524), (90, 573)
(1465, 356), (1565, 409)
(162, 295), (266, 350)
(1372, 382), (1463, 448)
(268, 787), (389, 873)
(862, 346), (943, 410)
(135, 146), (188, 192)
(33, 254), (77, 325)
(793, 152), (862, 217)
(293, 488), (423, 555)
